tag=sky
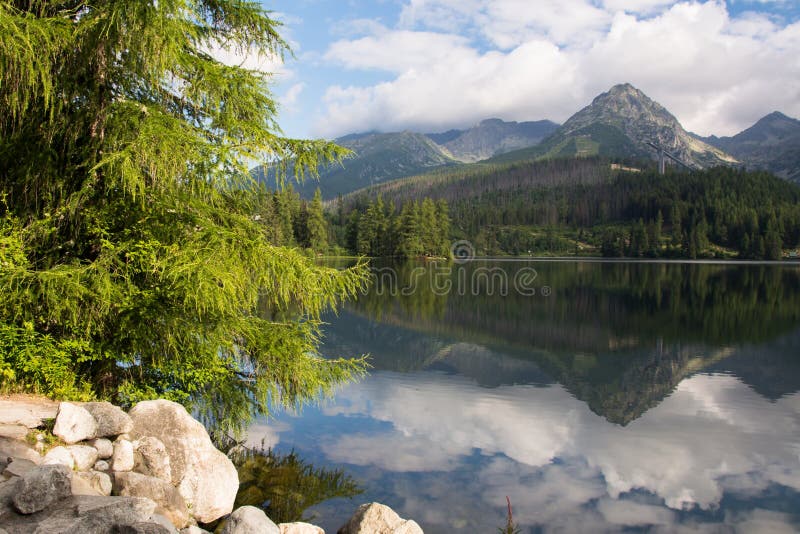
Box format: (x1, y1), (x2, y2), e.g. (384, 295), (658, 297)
(255, 0), (800, 140)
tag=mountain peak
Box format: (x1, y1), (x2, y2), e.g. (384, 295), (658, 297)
(538, 84), (738, 168)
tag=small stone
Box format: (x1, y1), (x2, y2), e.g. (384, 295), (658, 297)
(220, 505), (279, 534)
(91, 437), (114, 459)
(280, 522), (324, 534)
(67, 444), (100, 471)
(72, 470), (113, 496)
(180, 527), (212, 534)
(94, 459), (111, 471)
(134, 436), (172, 481)
(2, 457), (37, 478)
(83, 401), (134, 437)
(12, 464), (72, 514)
(113, 439), (135, 471)
(53, 402), (98, 444)
(44, 445), (76, 469)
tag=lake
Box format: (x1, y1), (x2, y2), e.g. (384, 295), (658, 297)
(242, 260), (800, 533)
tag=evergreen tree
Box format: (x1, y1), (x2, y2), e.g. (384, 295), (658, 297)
(398, 202), (423, 258)
(0, 1), (368, 433)
(306, 188), (328, 252)
(436, 200), (451, 257)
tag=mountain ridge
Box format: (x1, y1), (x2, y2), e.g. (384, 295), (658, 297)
(253, 84), (798, 198)
(700, 111), (800, 182)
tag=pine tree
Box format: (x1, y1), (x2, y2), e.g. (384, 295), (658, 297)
(306, 188), (328, 252)
(0, 1), (368, 433)
(398, 202), (423, 258)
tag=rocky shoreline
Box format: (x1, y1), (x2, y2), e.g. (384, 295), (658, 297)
(0, 395), (422, 534)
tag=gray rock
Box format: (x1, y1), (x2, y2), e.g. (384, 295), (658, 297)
(0, 493), (157, 533)
(44, 445), (75, 469)
(0, 398), (58, 428)
(90, 437), (115, 459)
(94, 459), (111, 471)
(148, 512), (180, 532)
(67, 444), (100, 471)
(280, 523), (325, 534)
(337, 503), (423, 534)
(53, 402), (98, 444)
(12, 464), (72, 514)
(72, 470), (113, 496)
(180, 527), (212, 534)
(2, 457), (37, 478)
(114, 471), (191, 529)
(0, 423), (28, 440)
(74, 495), (159, 533)
(115, 522), (176, 534)
(83, 401), (134, 438)
(220, 505), (280, 534)
(134, 436), (172, 481)
(129, 400), (239, 523)
(113, 439), (136, 471)
(0, 436), (42, 464)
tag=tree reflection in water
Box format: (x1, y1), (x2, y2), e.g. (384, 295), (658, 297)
(229, 442), (363, 524)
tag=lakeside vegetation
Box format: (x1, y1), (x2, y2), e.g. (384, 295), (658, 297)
(0, 0), (368, 433)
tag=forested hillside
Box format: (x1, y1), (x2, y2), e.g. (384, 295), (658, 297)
(333, 158), (800, 260)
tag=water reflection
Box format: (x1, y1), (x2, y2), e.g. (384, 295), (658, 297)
(246, 261), (800, 532)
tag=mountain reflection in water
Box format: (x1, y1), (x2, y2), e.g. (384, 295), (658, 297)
(244, 261), (800, 533)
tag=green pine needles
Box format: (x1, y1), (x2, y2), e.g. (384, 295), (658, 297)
(0, 0), (369, 434)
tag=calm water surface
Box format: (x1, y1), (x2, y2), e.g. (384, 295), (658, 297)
(244, 261), (800, 533)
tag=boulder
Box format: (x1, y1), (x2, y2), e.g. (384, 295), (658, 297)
(134, 436), (172, 481)
(280, 522), (325, 534)
(113, 439), (136, 471)
(114, 471), (191, 529)
(12, 464), (72, 514)
(129, 400), (238, 523)
(2, 494), (157, 533)
(44, 445), (76, 469)
(91, 437), (115, 459)
(337, 503), (423, 534)
(67, 444), (100, 471)
(148, 512), (181, 533)
(0, 397), (59, 428)
(2, 457), (37, 478)
(220, 505), (280, 534)
(180, 526), (212, 534)
(114, 522), (176, 534)
(0, 423), (28, 440)
(83, 401), (134, 437)
(72, 470), (113, 496)
(0, 436), (42, 464)
(53, 402), (97, 444)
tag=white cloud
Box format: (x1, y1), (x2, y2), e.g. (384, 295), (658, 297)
(280, 82), (306, 111)
(315, 371), (800, 521)
(204, 40), (286, 75)
(314, 1), (800, 137)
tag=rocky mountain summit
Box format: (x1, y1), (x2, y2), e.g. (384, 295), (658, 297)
(0, 396), (422, 534)
(515, 83), (739, 169)
(701, 111), (800, 182)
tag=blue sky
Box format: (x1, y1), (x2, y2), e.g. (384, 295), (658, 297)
(258, 1), (800, 139)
